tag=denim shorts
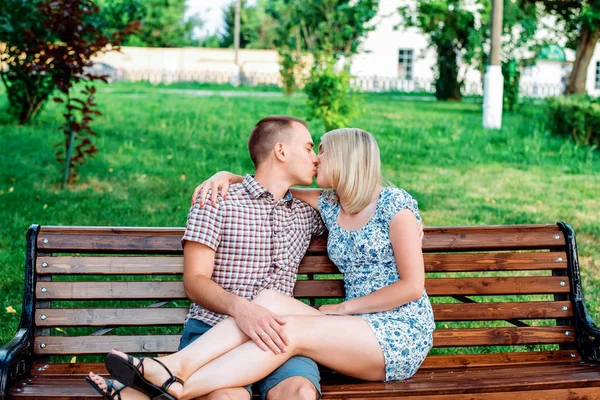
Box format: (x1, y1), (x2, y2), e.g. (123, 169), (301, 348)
(179, 318), (322, 400)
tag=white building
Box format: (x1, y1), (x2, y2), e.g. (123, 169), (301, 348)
(94, 0), (600, 97)
(349, 0), (600, 97)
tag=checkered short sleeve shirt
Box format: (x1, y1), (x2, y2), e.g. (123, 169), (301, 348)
(182, 175), (326, 326)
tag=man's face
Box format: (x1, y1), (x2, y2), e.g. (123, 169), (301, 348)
(284, 122), (319, 186)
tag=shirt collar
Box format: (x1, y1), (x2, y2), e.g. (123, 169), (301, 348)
(242, 174), (294, 204)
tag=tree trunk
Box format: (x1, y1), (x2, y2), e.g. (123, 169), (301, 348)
(565, 26), (600, 95)
(435, 41), (461, 101)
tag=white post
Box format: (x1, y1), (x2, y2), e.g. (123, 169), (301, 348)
(483, 0), (504, 129)
(232, 0), (242, 87)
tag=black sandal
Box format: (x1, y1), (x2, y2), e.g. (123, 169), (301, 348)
(105, 353), (183, 400)
(85, 375), (126, 400)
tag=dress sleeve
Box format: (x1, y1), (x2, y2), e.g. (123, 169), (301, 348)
(317, 190), (337, 230)
(381, 187), (421, 229)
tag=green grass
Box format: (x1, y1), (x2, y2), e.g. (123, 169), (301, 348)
(1, 81), (599, 353)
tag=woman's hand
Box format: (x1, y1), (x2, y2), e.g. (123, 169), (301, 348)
(318, 302), (351, 315)
(191, 171), (241, 206)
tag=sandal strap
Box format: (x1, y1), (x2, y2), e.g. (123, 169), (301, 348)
(161, 375), (185, 392)
(150, 358), (184, 391)
(105, 377), (125, 400)
(128, 354), (144, 375)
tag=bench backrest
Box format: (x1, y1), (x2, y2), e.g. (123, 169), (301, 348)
(24, 223), (591, 369)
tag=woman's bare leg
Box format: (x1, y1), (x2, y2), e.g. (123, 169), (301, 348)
(106, 290), (323, 397)
(178, 314), (385, 400)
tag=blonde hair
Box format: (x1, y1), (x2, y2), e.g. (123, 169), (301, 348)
(320, 128), (385, 214)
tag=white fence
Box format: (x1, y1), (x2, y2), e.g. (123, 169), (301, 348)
(113, 69), (565, 98)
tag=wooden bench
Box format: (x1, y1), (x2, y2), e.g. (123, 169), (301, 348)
(1, 223), (599, 399)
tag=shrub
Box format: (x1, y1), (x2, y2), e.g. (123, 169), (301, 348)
(546, 96), (600, 147)
(304, 60), (359, 132)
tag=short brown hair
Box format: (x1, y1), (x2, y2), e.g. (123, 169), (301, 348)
(248, 116), (308, 167)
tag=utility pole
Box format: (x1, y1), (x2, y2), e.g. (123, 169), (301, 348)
(483, 0), (504, 129)
(234, 0), (241, 66)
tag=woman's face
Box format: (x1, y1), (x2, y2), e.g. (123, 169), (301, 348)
(316, 143), (333, 188)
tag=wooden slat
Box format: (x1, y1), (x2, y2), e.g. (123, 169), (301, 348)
(320, 363), (600, 398)
(37, 252), (567, 275)
(37, 225), (564, 254)
(294, 277), (571, 297)
(422, 251), (566, 272)
(420, 350), (581, 369)
(11, 370), (600, 399)
(33, 326), (574, 355)
(34, 301), (573, 327)
(28, 351), (582, 377)
(12, 365), (600, 399)
(36, 281), (187, 300)
(37, 256), (184, 275)
(348, 388), (600, 400)
(35, 308), (189, 326)
(431, 301), (572, 321)
(424, 276), (570, 296)
(35, 276), (570, 300)
(433, 326), (574, 347)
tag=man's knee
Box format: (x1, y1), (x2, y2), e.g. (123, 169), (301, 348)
(266, 376), (318, 400)
(203, 387), (251, 400)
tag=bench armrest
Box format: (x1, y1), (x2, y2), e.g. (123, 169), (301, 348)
(0, 225), (40, 400)
(0, 329), (34, 399)
(559, 222), (600, 362)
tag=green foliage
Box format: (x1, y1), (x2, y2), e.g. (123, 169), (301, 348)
(201, 34), (222, 48)
(541, 0), (600, 47)
(220, 0), (278, 49)
(304, 61), (359, 131)
(119, 0), (201, 47)
(399, 0), (541, 103)
(502, 60), (521, 111)
(0, 0), (141, 124)
(398, 0), (480, 101)
(540, 0), (600, 94)
(546, 96), (600, 147)
(266, 0), (377, 127)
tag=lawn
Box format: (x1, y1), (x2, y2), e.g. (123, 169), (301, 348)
(1, 82), (598, 350)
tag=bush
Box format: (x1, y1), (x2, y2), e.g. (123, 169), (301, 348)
(304, 61), (359, 131)
(546, 96), (600, 147)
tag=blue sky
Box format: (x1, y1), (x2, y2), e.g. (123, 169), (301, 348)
(186, 0), (257, 37)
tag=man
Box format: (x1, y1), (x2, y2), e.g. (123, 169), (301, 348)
(179, 115), (326, 400)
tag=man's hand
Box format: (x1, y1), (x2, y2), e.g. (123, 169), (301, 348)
(232, 300), (290, 354)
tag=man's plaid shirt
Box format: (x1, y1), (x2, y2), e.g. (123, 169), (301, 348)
(182, 175), (326, 326)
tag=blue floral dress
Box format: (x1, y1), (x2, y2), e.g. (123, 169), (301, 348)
(318, 187), (435, 381)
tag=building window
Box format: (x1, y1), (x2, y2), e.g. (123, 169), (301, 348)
(596, 61), (600, 89)
(398, 49), (414, 80)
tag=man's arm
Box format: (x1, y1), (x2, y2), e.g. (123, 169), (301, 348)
(183, 241), (290, 354)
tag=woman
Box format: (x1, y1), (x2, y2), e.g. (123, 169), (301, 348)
(86, 128), (435, 400)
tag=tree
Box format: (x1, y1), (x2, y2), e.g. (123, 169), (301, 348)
(0, 0), (140, 186)
(398, 0), (482, 101)
(220, 0), (277, 49)
(478, 0), (541, 110)
(0, 0), (141, 124)
(538, 0), (600, 94)
(398, 0), (541, 103)
(121, 0), (201, 47)
(267, 0), (379, 129)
